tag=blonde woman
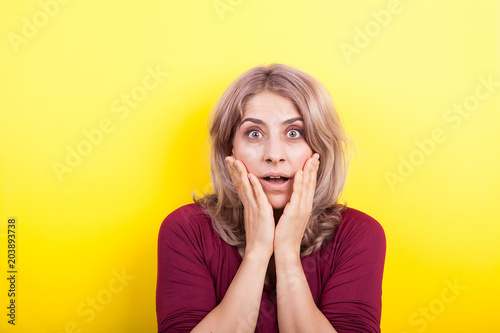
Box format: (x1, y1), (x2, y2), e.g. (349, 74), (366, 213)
(156, 64), (386, 332)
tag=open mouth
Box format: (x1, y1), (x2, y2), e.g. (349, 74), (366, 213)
(263, 176), (290, 184)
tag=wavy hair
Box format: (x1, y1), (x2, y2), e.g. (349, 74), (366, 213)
(196, 63), (350, 257)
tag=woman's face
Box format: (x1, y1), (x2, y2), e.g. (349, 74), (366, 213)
(232, 91), (314, 209)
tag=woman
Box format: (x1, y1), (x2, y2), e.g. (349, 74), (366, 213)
(156, 64), (386, 332)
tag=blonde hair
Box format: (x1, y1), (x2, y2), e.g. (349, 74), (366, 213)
(196, 63), (350, 257)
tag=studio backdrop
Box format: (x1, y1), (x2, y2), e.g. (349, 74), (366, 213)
(1, 1), (499, 332)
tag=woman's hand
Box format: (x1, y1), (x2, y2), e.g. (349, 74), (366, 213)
(225, 156), (275, 259)
(274, 153), (320, 256)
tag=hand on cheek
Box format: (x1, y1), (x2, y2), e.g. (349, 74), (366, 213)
(274, 153), (320, 254)
(225, 156), (275, 258)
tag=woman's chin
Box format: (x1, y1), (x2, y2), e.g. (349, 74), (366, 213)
(266, 194), (291, 211)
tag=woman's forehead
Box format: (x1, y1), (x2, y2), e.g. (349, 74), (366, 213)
(242, 91), (300, 122)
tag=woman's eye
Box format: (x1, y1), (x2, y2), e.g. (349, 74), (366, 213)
(247, 130), (262, 139)
(287, 129), (302, 139)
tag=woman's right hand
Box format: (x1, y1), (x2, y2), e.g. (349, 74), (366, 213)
(225, 156), (275, 259)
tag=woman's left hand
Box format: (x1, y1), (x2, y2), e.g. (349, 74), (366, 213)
(274, 153), (320, 255)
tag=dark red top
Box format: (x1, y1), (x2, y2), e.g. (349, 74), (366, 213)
(156, 203), (386, 332)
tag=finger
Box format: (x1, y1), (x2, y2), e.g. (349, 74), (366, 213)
(302, 157), (314, 186)
(248, 173), (270, 207)
(301, 155), (315, 195)
(290, 169), (303, 207)
(225, 157), (252, 204)
(225, 156), (237, 181)
(302, 154), (319, 206)
(233, 159), (257, 206)
(306, 158), (319, 204)
(308, 153), (320, 187)
(225, 156), (242, 189)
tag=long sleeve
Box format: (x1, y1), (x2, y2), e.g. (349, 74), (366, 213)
(156, 205), (386, 332)
(156, 204), (218, 333)
(319, 208), (386, 332)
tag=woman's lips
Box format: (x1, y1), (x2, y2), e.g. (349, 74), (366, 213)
(259, 176), (292, 192)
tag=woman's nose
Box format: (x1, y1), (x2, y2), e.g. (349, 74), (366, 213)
(264, 137), (286, 163)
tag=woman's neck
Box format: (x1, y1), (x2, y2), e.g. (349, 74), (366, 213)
(273, 209), (283, 225)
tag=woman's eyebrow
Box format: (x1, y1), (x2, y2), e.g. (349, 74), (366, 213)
(239, 118), (264, 127)
(239, 116), (303, 127)
(283, 117), (303, 125)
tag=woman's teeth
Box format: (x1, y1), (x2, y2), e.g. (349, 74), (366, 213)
(264, 176), (289, 183)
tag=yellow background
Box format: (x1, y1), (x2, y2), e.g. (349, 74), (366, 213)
(1, 0), (499, 332)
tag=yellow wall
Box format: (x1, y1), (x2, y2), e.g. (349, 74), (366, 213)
(1, 1), (499, 332)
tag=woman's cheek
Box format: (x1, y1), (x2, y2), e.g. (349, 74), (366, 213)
(293, 145), (314, 169)
(235, 146), (261, 171)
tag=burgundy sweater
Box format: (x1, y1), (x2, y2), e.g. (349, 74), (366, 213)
(156, 203), (386, 332)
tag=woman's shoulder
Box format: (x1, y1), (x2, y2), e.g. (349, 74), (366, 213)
(335, 206), (386, 244)
(163, 203), (210, 223)
(316, 206), (386, 274)
(159, 203), (216, 242)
